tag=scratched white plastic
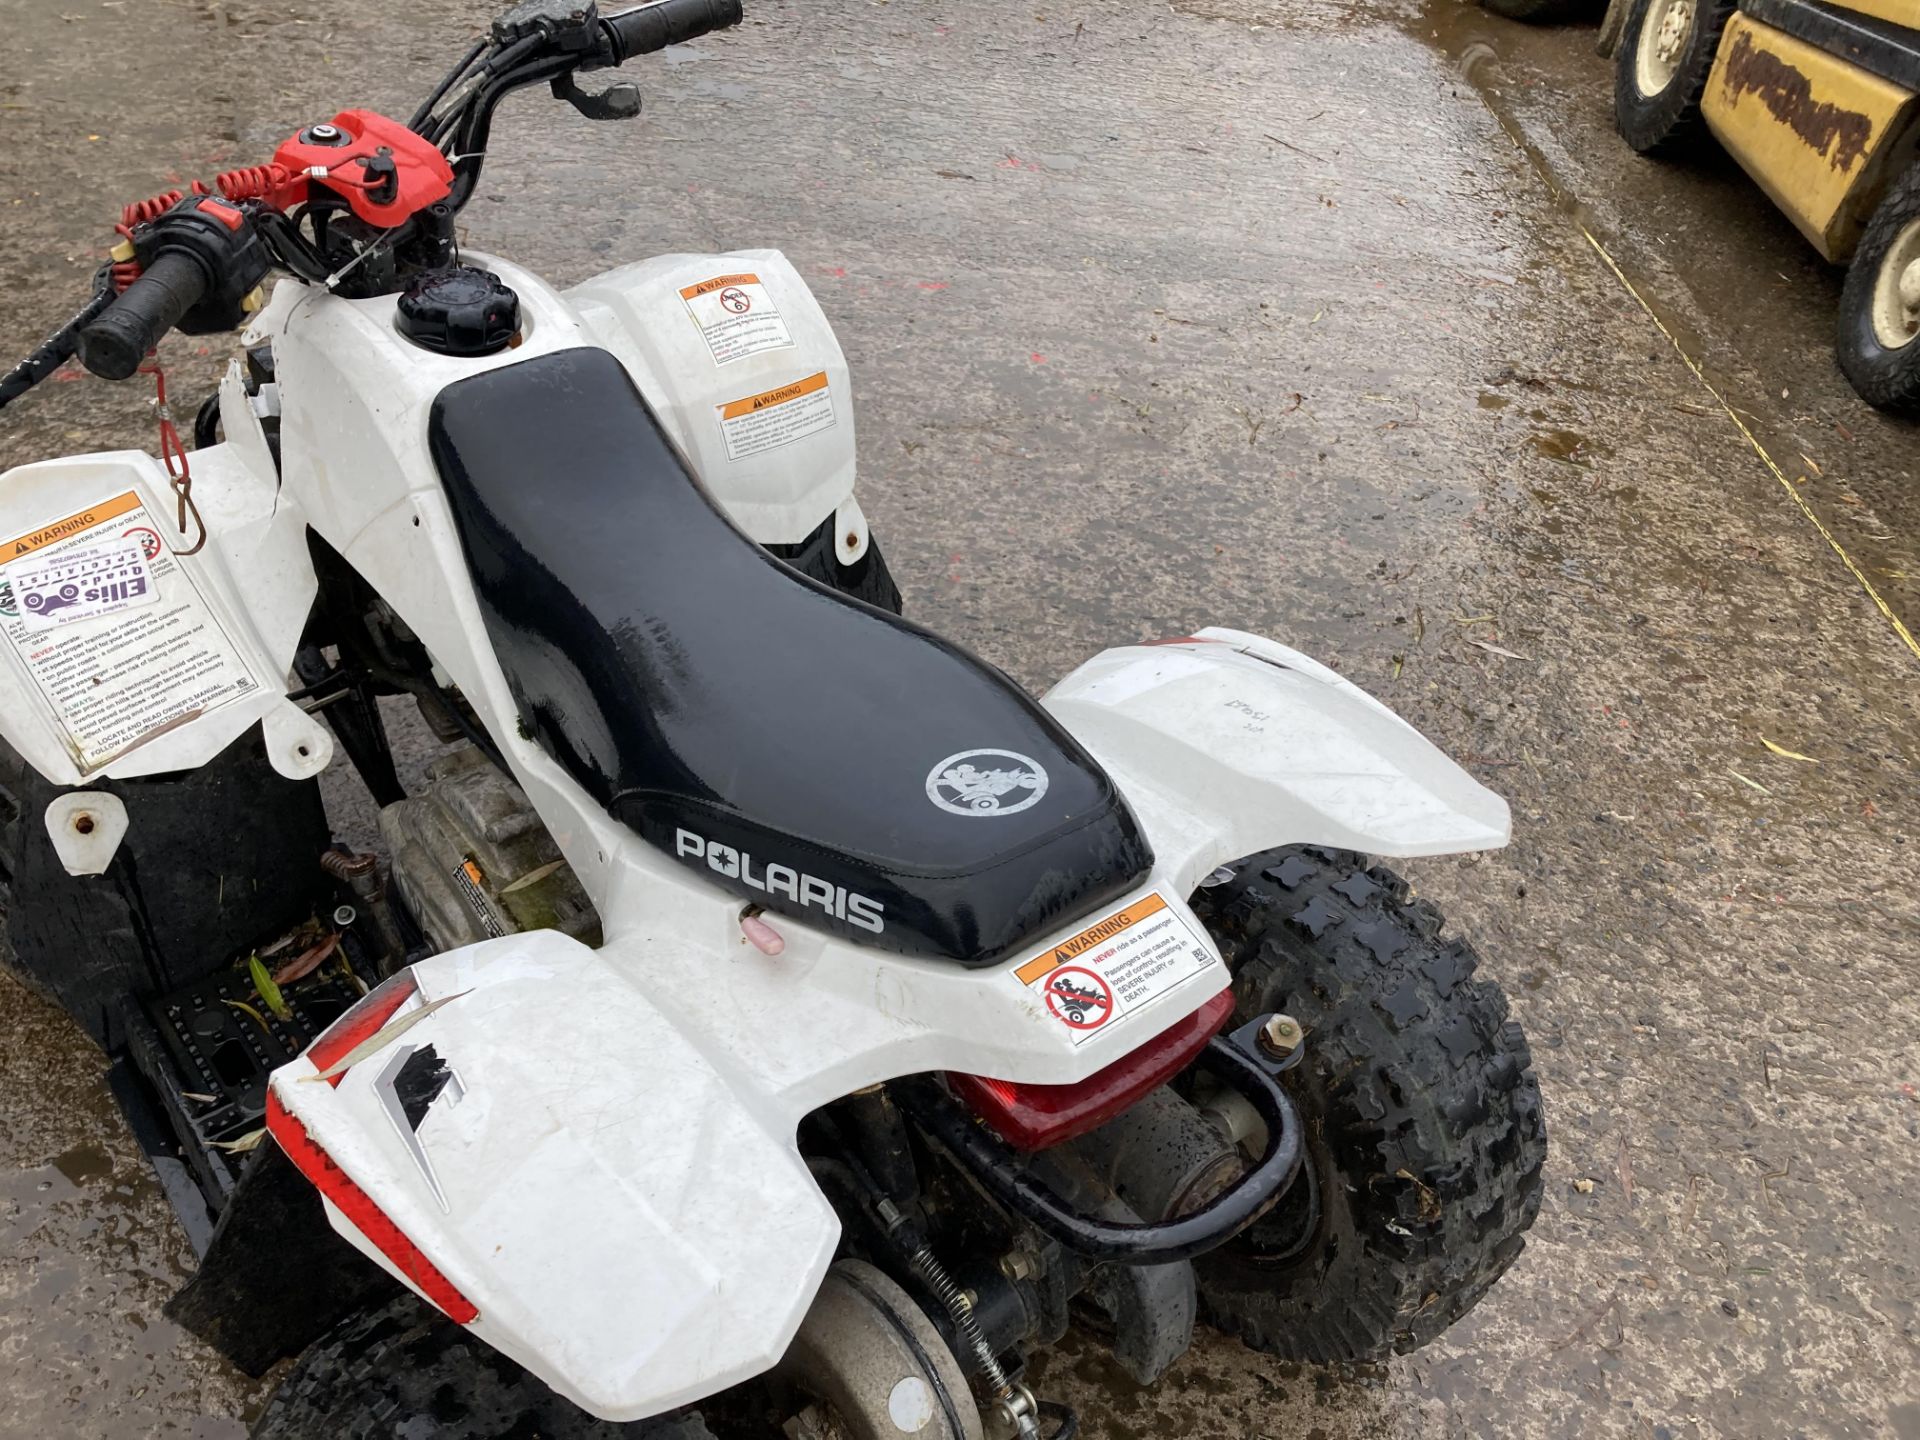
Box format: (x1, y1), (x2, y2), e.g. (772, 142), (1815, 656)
(1041, 628), (1511, 894)
(0, 249), (1512, 1421)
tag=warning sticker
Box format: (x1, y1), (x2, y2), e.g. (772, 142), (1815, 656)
(716, 371), (836, 461)
(0, 491), (261, 773)
(11, 538), (157, 632)
(1014, 894), (1217, 1045)
(680, 272), (795, 366)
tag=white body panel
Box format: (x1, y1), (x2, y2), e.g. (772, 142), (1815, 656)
(3, 245), (1510, 1421)
(568, 250), (861, 548)
(0, 439), (329, 787)
(1044, 628), (1510, 894)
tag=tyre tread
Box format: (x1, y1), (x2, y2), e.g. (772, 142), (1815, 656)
(1189, 846), (1547, 1364)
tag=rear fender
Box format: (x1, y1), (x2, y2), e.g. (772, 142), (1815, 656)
(1042, 628), (1510, 891)
(266, 928), (837, 1422)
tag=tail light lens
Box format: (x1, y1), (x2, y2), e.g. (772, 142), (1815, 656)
(265, 1093), (479, 1323)
(948, 987), (1235, 1152)
(306, 969), (419, 1087)
(265, 966), (477, 1323)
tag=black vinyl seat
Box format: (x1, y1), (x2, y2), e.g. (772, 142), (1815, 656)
(428, 347), (1152, 964)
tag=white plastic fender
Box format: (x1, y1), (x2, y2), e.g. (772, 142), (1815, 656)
(1042, 628), (1511, 895)
(270, 929), (839, 1423)
(42, 791), (129, 875)
(0, 443), (318, 785)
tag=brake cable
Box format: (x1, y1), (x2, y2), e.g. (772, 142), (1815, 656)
(409, 36), (490, 133)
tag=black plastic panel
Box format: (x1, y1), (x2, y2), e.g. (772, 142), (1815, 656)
(429, 347), (1152, 964)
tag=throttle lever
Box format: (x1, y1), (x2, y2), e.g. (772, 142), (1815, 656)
(551, 72), (642, 120)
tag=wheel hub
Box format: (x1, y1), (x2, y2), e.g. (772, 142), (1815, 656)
(1869, 218), (1920, 350)
(1636, 0), (1695, 95)
(1656, 0), (1693, 62)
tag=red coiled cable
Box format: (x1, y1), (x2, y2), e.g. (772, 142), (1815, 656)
(112, 187), (187, 291)
(213, 162), (293, 202)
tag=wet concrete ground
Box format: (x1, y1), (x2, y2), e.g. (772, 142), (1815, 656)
(2, 0), (1917, 1436)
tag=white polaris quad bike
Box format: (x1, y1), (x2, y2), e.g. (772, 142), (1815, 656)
(0, 3), (1546, 1435)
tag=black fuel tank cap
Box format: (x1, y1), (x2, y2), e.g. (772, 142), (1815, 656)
(396, 266), (520, 357)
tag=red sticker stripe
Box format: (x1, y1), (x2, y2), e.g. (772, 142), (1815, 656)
(266, 1092), (479, 1324)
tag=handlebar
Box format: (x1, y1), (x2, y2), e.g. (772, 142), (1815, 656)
(600, 0), (743, 63)
(78, 250), (209, 382)
(60, 0), (741, 389)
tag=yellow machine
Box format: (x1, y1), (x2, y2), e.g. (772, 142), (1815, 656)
(1614, 0), (1920, 413)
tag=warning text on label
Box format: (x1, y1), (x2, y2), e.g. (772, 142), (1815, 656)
(1014, 893), (1218, 1045)
(680, 272), (795, 366)
(716, 371), (836, 461)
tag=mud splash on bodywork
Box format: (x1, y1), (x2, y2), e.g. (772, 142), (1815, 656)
(1718, 26), (1875, 172)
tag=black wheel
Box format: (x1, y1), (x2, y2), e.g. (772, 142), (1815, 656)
(1187, 846), (1547, 1363)
(1838, 161), (1920, 415)
(1480, 0), (1597, 23)
(251, 1294), (716, 1440)
(1613, 0), (1733, 155)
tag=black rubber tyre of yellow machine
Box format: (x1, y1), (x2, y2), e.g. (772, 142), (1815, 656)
(250, 1294), (716, 1440)
(1838, 161), (1920, 416)
(1480, 0), (1598, 23)
(1613, 0), (1735, 155)
(1186, 846), (1547, 1363)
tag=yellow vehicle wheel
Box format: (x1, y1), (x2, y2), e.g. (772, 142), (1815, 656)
(1614, 0), (1733, 154)
(1839, 163), (1920, 416)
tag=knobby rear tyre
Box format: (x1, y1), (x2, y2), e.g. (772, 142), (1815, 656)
(1188, 846), (1547, 1363)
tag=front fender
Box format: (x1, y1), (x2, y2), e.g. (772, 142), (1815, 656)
(267, 929), (837, 1422)
(1042, 628), (1509, 891)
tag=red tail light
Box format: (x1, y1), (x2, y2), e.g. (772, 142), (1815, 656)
(306, 970), (419, 1087)
(267, 967), (476, 1322)
(265, 1093), (479, 1323)
(948, 987), (1235, 1152)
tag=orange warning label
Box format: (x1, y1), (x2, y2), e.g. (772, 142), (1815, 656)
(1012, 892), (1216, 1046)
(679, 272), (760, 300)
(681, 272), (794, 365)
(1017, 894), (1169, 985)
(3, 491), (144, 561)
(719, 371), (830, 421)
(715, 371), (836, 461)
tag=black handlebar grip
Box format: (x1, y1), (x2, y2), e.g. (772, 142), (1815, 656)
(77, 249), (210, 381)
(601, 0), (744, 63)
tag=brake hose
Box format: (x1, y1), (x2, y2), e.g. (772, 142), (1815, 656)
(0, 265), (115, 414)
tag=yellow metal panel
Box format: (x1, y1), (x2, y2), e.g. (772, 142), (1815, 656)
(1704, 15), (1917, 260)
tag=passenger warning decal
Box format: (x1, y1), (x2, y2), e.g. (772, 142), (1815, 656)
(0, 491), (260, 772)
(680, 272), (795, 366)
(1015, 893), (1217, 1045)
(716, 371), (836, 461)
